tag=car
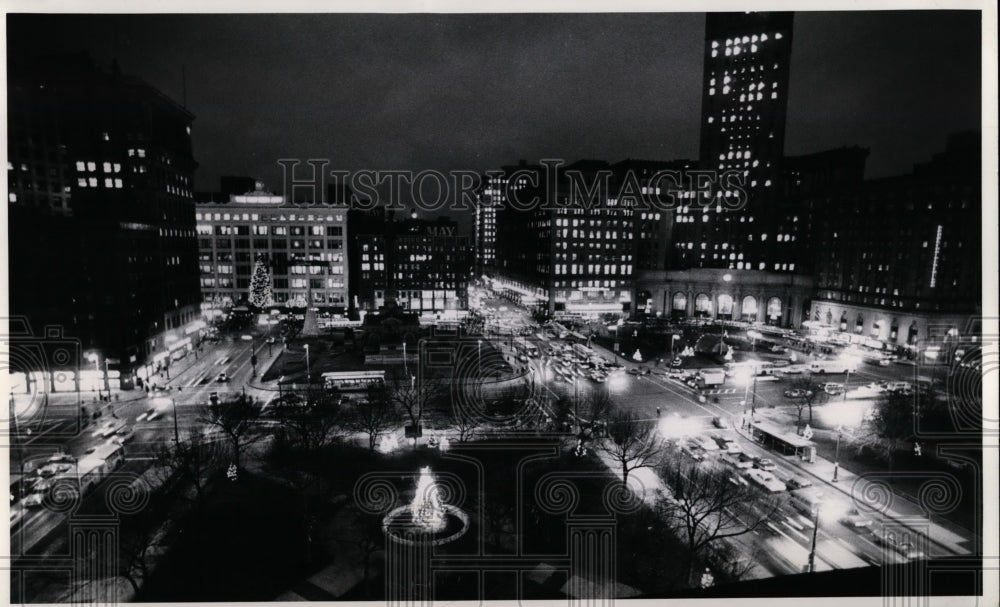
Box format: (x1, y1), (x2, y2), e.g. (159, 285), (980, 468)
(22, 493), (45, 508)
(780, 366), (804, 375)
(47, 453), (76, 464)
(872, 531), (926, 559)
(680, 445), (705, 462)
(92, 420), (118, 438)
(712, 416), (729, 429)
(723, 453), (753, 469)
(785, 476), (813, 490)
(627, 368), (642, 376)
(753, 457), (777, 471)
(821, 383), (845, 395)
(136, 408), (157, 422)
(146, 409), (162, 422)
(839, 508), (873, 528)
(784, 389), (812, 398)
(770, 345), (788, 353)
(112, 426), (135, 444)
(83, 446), (98, 455)
(217, 372), (230, 383)
(670, 358), (683, 368)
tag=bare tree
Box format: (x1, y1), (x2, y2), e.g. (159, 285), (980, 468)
(268, 388), (348, 453)
(789, 376), (828, 427)
(594, 410), (663, 486)
(384, 369), (447, 445)
(199, 393), (266, 469)
(578, 387), (614, 440)
(347, 384), (399, 451)
(154, 431), (224, 503)
(659, 453), (779, 586)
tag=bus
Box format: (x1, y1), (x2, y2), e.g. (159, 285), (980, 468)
(514, 337), (539, 357)
(809, 360), (857, 374)
(322, 370), (386, 392)
(71, 443), (126, 495)
(789, 488), (824, 517)
(572, 343), (595, 360)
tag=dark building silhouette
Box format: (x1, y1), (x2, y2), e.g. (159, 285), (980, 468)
(8, 53), (201, 379)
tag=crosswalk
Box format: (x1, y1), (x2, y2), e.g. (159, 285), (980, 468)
(702, 388), (738, 395)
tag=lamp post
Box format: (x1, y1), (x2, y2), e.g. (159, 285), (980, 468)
(807, 506), (821, 573)
(833, 426), (843, 482)
(477, 339), (482, 376)
(171, 397), (180, 444)
(87, 353), (102, 399)
(304, 344), (311, 385)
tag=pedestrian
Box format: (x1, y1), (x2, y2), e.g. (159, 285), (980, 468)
(656, 407), (661, 418)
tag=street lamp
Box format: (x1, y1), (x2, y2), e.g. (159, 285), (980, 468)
(304, 344), (311, 385)
(477, 339), (482, 376)
(747, 330), (762, 353)
(833, 425), (843, 482)
(171, 396), (180, 444)
(807, 505), (821, 573)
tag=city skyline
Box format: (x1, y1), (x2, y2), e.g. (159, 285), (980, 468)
(6, 11), (982, 196)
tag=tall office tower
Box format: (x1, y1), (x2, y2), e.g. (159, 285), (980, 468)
(672, 11), (794, 272)
(8, 53), (202, 380)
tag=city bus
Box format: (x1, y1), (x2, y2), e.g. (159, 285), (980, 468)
(70, 443), (126, 495)
(809, 360), (857, 374)
(789, 488), (824, 518)
(514, 337), (539, 357)
(322, 370), (386, 392)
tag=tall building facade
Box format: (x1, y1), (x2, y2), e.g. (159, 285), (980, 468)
(806, 132), (981, 356)
(489, 160), (636, 320)
(672, 11), (795, 272)
(637, 12), (814, 327)
(349, 211), (470, 316)
(195, 180), (349, 310)
(8, 53), (202, 378)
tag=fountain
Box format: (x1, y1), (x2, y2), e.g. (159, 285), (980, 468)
(383, 466), (469, 547)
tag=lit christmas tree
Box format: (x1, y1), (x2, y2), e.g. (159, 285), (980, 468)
(248, 258), (273, 308)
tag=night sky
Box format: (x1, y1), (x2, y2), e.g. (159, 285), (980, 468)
(6, 11), (982, 194)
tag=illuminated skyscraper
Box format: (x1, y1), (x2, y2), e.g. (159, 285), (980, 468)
(673, 11), (795, 272)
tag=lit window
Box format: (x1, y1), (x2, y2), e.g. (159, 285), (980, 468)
(104, 178), (113, 188)
(78, 178), (87, 187)
(76, 161), (86, 171)
(87, 162), (96, 172)
(103, 162), (112, 173)
(114, 178), (123, 188)
(88, 177), (97, 187)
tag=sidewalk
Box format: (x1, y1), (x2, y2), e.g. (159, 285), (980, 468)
(732, 411), (975, 558)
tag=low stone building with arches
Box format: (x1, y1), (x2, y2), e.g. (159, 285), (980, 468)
(635, 268), (814, 328)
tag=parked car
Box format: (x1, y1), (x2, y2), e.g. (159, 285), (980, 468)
(670, 358), (683, 367)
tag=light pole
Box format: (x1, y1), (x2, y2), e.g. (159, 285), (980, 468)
(87, 353), (102, 399)
(304, 344), (311, 385)
(807, 506), (821, 573)
(477, 339), (482, 376)
(171, 397), (180, 444)
(833, 426), (843, 482)
(403, 341), (408, 377)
